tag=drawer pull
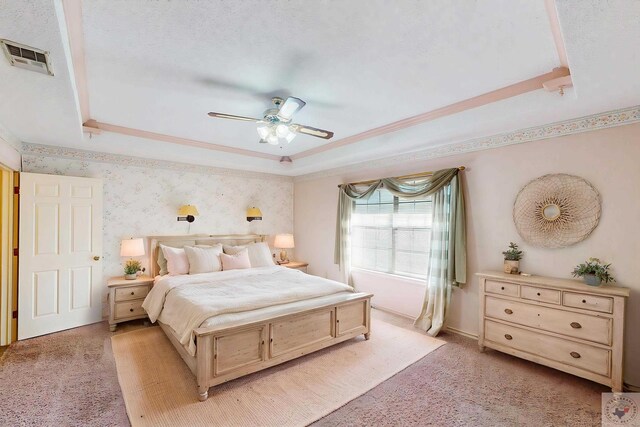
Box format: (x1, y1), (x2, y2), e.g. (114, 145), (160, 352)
(570, 322), (582, 329)
(129, 308), (134, 312)
(536, 292), (541, 296)
(504, 308), (513, 315)
(504, 334), (513, 340)
(130, 291), (135, 295)
(570, 351), (581, 359)
(582, 299), (587, 303)
(501, 286), (505, 290)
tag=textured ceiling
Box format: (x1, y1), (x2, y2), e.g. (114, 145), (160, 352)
(0, 0), (638, 175)
(0, 0), (82, 146)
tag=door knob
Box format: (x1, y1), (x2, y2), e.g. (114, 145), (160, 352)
(93, 256), (101, 261)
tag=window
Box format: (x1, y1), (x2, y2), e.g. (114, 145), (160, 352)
(351, 188), (432, 279)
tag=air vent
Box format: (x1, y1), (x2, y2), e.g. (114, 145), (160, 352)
(1, 39), (53, 76)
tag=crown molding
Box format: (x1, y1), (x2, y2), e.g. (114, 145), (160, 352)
(0, 122), (22, 152)
(21, 143), (293, 182)
(294, 105), (640, 182)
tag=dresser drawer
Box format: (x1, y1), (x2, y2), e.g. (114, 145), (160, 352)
(485, 320), (610, 377)
(115, 285), (150, 302)
(485, 296), (611, 345)
(563, 292), (613, 314)
(521, 285), (561, 304)
(485, 280), (519, 297)
(114, 301), (146, 320)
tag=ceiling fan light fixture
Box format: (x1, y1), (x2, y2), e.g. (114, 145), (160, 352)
(256, 122), (270, 139)
(276, 124), (289, 137)
(266, 133), (279, 145)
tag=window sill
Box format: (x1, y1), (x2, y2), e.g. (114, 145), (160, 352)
(351, 267), (427, 287)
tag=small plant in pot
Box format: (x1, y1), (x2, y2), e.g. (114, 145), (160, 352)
(502, 242), (523, 274)
(124, 259), (142, 280)
(572, 257), (615, 286)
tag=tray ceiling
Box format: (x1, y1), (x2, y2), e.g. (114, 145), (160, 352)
(0, 0), (638, 176)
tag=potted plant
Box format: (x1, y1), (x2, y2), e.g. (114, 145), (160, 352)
(502, 242), (523, 274)
(124, 259), (142, 280)
(572, 257), (615, 286)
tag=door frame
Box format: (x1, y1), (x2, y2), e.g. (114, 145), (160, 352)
(0, 167), (17, 345)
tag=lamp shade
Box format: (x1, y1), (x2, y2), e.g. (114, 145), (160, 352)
(120, 238), (145, 257)
(178, 205), (199, 216)
(246, 207), (262, 222)
(274, 234), (295, 249)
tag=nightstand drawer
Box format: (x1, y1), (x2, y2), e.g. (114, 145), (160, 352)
(115, 285), (150, 302)
(114, 301), (146, 319)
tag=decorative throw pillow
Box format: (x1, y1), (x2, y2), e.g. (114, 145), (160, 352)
(157, 240), (196, 275)
(220, 249), (252, 271)
(184, 244), (223, 274)
(223, 242), (275, 268)
(160, 245), (190, 276)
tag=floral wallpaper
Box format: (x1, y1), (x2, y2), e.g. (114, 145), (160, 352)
(22, 153), (294, 312)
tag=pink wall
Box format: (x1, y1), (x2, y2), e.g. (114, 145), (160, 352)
(294, 122), (640, 387)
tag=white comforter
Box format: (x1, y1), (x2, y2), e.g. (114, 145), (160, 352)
(142, 266), (353, 355)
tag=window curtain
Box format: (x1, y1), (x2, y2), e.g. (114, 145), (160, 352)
(334, 168), (466, 334)
(334, 181), (382, 285)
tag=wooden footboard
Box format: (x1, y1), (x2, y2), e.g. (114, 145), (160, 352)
(182, 293), (373, 401)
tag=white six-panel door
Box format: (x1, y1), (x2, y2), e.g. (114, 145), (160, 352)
(18, 173), (103, 340)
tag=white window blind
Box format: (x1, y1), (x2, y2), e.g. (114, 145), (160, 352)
(351, 188), (432, 279)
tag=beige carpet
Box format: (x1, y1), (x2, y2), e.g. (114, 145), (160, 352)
(112, 320), (444, 427)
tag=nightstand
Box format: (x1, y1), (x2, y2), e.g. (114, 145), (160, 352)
(107, 275), (154, 332)
(281, 261), (309, 273)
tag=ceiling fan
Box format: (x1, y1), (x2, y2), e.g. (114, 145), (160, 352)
(208, 97), (334, 145)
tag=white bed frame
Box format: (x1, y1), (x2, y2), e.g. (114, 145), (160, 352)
(147, 235), (372, 401)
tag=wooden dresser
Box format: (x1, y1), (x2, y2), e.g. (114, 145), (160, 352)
(477, 271), (629, 391)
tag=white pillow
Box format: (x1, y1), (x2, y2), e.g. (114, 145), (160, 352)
(247, 242), (275, 267)
(223, 242), (275, 268)
(160, 245), (189, 276)
(184, 244), (223, 274)
(220, 249), (252, 271)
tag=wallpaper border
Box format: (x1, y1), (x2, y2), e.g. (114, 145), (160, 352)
(294, 105), (640, 182)
(21, 143), (293, 182)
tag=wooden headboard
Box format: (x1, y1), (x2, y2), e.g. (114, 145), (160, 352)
(147, 234), (267, 277)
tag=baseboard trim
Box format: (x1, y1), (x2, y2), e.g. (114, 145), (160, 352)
(445, 326), (478, 340)
(371, 305), (415, 321)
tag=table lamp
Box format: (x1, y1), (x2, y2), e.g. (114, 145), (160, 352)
(274, 234), (294, 264)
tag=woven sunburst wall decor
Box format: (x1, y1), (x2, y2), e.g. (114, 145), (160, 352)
(513, 174), (601, 248)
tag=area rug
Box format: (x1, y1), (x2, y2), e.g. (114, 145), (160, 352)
(112, 319), (445, 427)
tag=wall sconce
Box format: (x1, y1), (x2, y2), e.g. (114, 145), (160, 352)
(177, 205), (199, 223)
(246, 207), (262, 222)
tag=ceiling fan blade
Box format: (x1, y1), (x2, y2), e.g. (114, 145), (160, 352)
(277, 97), (306, 120)
(208, 112), (261, 122)
(292, 124), (334, 140)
